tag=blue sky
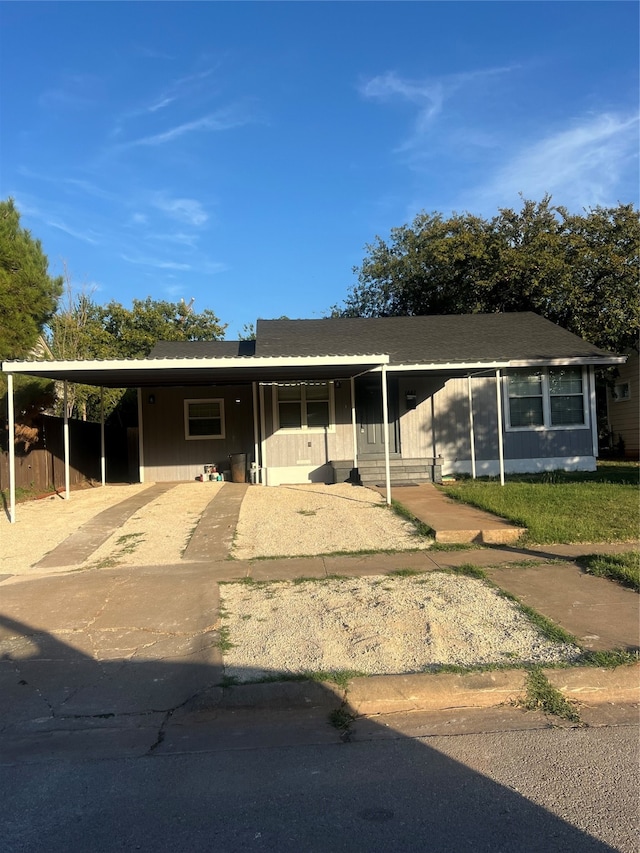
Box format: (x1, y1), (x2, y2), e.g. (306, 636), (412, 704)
(1, 1), (638, 338)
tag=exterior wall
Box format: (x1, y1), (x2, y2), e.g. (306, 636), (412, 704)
(141, 385), (256, 482)
(607, 353), (639, 459)
(424, 373), (596, 475)
(262, 381), (354, 485)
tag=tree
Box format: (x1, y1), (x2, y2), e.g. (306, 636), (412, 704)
(98, 296), (227, 358)
(336, 197), (639, 353)
(47, 292), (227, 420)
(0, 198), (63, 360)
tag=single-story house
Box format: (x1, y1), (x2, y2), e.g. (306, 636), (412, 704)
(2, 312), (625, 521)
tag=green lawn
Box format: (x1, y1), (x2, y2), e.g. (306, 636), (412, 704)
(440, 463), (639, 544)
(576, 552), (640, 592)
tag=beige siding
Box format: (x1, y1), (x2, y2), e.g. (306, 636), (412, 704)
(608, 353), (640, 457)
(142, 385), (256, 481)
(263, 381), (354, 468)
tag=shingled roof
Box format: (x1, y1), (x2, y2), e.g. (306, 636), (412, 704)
(254, 313), (616, 365)
(147, 313), (618, 366)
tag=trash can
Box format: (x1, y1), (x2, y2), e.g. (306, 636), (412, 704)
(229, 452), (247, 484)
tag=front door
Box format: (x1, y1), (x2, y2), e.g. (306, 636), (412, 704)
(355, 376), (400, 457)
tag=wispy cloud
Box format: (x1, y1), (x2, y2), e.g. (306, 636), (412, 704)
(46, 219), (101, 245)
(469, 111), (640, 211)
(117, 107), (251, 149)
(121, 254), (192, 271)
(151, 195), (208, 226)
(38, 74), (103, 110)
(360, 66), (516, 152)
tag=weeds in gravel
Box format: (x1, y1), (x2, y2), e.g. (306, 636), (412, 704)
(214, 626), (235, 653)
(521, 668), (581, 722)
(576, 552), (640, 592)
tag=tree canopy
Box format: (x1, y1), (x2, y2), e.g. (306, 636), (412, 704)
(335, 197), (639, 353)
(47, 293), (227, 420)
(0, 198), (63, 360)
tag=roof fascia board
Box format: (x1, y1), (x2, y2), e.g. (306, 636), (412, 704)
(508, 356), (626, 367)
(385, 361), (511, 372)
(2, 353), (390, 376)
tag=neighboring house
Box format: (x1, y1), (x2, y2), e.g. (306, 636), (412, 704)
(606, 350), (639, 459)
(2, 312), (626, 491)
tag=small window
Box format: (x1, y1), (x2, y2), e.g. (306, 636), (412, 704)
(613, 382), (630, 402)
(274, 382), (332, 431)
(184, 399), (225, 439)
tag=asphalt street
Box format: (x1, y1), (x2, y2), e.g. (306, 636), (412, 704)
(1, 717), (637, 852)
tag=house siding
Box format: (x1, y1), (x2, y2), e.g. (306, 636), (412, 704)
(142, 385), (256, 482)
(607, 353), (639, 458)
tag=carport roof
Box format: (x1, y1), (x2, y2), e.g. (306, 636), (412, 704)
(0, 354), (391, 387)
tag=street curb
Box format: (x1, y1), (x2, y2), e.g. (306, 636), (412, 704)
(211, 664), (639, 716)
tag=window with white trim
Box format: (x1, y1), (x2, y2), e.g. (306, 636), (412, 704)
(184, 399), (225, 439)
(506, 368), (587, 430)
(274, 382), (333, 431)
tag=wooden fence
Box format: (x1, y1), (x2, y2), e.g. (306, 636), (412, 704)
(0, 416), (130, 493)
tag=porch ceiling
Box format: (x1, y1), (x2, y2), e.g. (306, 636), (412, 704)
(1, 354), (390, 388)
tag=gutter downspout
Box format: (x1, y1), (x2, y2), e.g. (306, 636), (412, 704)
(381, 363), (391, 505)
(495, 369), (505, 486)
(63, 380), (70, 500)
(7, 373), (15, 523)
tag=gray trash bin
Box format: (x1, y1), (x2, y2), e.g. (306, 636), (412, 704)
(229, 453), (247, 483)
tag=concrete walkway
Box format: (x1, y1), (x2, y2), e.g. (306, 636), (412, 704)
(375, 483), (525, 544)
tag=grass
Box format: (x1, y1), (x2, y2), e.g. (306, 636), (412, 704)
(521, 668), (581, 722)
(576, 551), (640, 592)
(439, 462), (639, 544)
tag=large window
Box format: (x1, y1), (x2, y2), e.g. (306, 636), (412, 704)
(274, 382), (333, 431)
(184, 399), (225, 439)
(506, 368), (587, 430)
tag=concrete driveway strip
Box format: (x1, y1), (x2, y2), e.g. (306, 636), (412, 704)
(34, 483), (179, 569)
(486, 562), (640, 651)
(183, 482), (248, 561)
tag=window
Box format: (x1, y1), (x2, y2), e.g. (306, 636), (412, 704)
(184, 399), (225, 439)
(506, 368), (587, 430)
(274, 382), (333, 431)
(613, 381), (630, 402)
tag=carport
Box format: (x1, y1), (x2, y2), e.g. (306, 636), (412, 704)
(2, 353), (391, 522)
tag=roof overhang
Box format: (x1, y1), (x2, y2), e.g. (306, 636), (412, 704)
(1, 354), (390, 388)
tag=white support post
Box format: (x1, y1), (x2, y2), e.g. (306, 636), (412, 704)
(100, 386), (106, 486)
(381, 364), (391, 505)
(252, 381), (260, 482)
(350, 377), (358, 472)
(137, 388), (145, 483)
(467, 374), (476, 480)
(589, 366), (599, 459)
(63, 380), (70, 500)
(259, 383), (267, 486)
(7, 373), (16, 523)
(495, 369), (505, 486)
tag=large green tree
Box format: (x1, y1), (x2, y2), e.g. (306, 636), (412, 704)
(336, 197), (639, 353)
(47, 293), (227, 420)
(0, 198), (63, 360)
